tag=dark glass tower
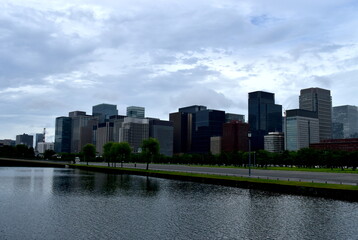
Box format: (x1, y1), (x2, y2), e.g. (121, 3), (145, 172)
(248, 91), (282, 150)
(170, 105), (225, 154)
(332, 105), (358, 139)
(92, 103), (118, 123)
(191, 109), (226, 153)
(54, 117), (72, 153)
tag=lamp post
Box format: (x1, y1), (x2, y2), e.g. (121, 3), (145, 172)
(248, 132), (251, 176)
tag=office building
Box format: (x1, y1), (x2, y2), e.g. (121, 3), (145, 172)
(221, 121), (249, 152)
(299, 87), (332, 141)
(264, 132), (284, 153)
(191, 109), (226, 153)
(332, 105), (358, 139)
(285, 109), (319, 151)
(149, 119), (173, 156)
(16, 134), (33, 148)
(119, 117), (149, 153)
(35, 133), (44, 151)
(332, 122), (344, 139)
(94, 122), (114, 154)
(169, 111), (192, 154)
(69, 111), (98, 153)
(0, 139), (16, 146)
(248, 91), (282, 150)
(310, 138), (358, 152)
(92, 103), (118, 123)
(169, 105), (206, 154)
(37, 142), (55, 154)
(127, 106), (145, 119)
(54, 117), (72, 153)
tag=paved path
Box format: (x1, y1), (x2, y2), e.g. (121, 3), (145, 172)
(87, 162), (358, 186)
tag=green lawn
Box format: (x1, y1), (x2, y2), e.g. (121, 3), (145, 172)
(73, 164), (358, 191)
(184, 164), (358, 174)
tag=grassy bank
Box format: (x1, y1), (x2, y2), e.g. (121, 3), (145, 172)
(184, 164), (358, 174)
(71, 164), (358, 202)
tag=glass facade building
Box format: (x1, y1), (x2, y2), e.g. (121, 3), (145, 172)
(191, 109), (226, 153)
(248, 91), (282, 150)
(127, 106), (145, 119)
(225, 113), (245, 123)
(332, 105), (358, 139)
(54, 117), (72, 153)
(92, 103), (118, 123)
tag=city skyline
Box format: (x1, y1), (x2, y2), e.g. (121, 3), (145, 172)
(1, 0), (358, 141)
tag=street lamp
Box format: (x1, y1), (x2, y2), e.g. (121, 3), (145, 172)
(248, 132), (251, 176)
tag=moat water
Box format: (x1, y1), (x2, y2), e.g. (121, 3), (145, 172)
(0, 167), (357, 239)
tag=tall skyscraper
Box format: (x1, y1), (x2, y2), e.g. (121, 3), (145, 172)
(170, 105), (227, 154)
(169, 111), (192, 154)
(127, 106), (145, 118)
(92, 103), (118, 123)
(285, 109), (319, 151)
(69, 111), (98, 153)
(169, 105), (206, 154)
(191, 109), (226, 153)
(332, 105), (358, 139)
(54, 117), (72, 153)
(248, 91), (282, 150)
(299, 87), (332, 141)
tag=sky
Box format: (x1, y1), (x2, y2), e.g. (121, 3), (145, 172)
(1, 0), (358, 142)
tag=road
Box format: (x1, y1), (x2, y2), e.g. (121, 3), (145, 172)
(88, 162), (358, 186)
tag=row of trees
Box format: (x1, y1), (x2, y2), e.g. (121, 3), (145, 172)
(82, 138), (160, 169)
(1, 141), (357, 170)
(164, 148), (358, 170)
(0, 145), (35, 159)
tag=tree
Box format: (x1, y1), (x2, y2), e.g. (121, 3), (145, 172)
(103, 142), (114, 167)
(141, 138), (160, 170)
(82, 144), (96, 165)
(44, 149), (56, 160)
(110, 142), (132, 167)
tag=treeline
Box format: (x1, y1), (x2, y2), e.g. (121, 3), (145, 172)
(1, 144), (357, 170)
(0, 145), (35, 159)
(133, 148), (358, 170)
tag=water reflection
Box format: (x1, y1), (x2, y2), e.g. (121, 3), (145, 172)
(51, 169), (160, 197)
(0, 167), (357, 240)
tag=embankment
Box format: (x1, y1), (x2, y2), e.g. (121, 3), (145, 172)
(71, 164), (358, 202)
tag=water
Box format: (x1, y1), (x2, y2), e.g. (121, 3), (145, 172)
(0, 167), (357, 240)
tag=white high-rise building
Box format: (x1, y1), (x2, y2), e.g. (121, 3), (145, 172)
(285, 109), (319, 151)
(37, 142), (55, 154)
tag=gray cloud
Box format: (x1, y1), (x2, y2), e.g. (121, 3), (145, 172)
(1, 0), (358, 140)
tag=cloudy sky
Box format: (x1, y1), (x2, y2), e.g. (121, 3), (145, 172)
(1, 0), (358, 142)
